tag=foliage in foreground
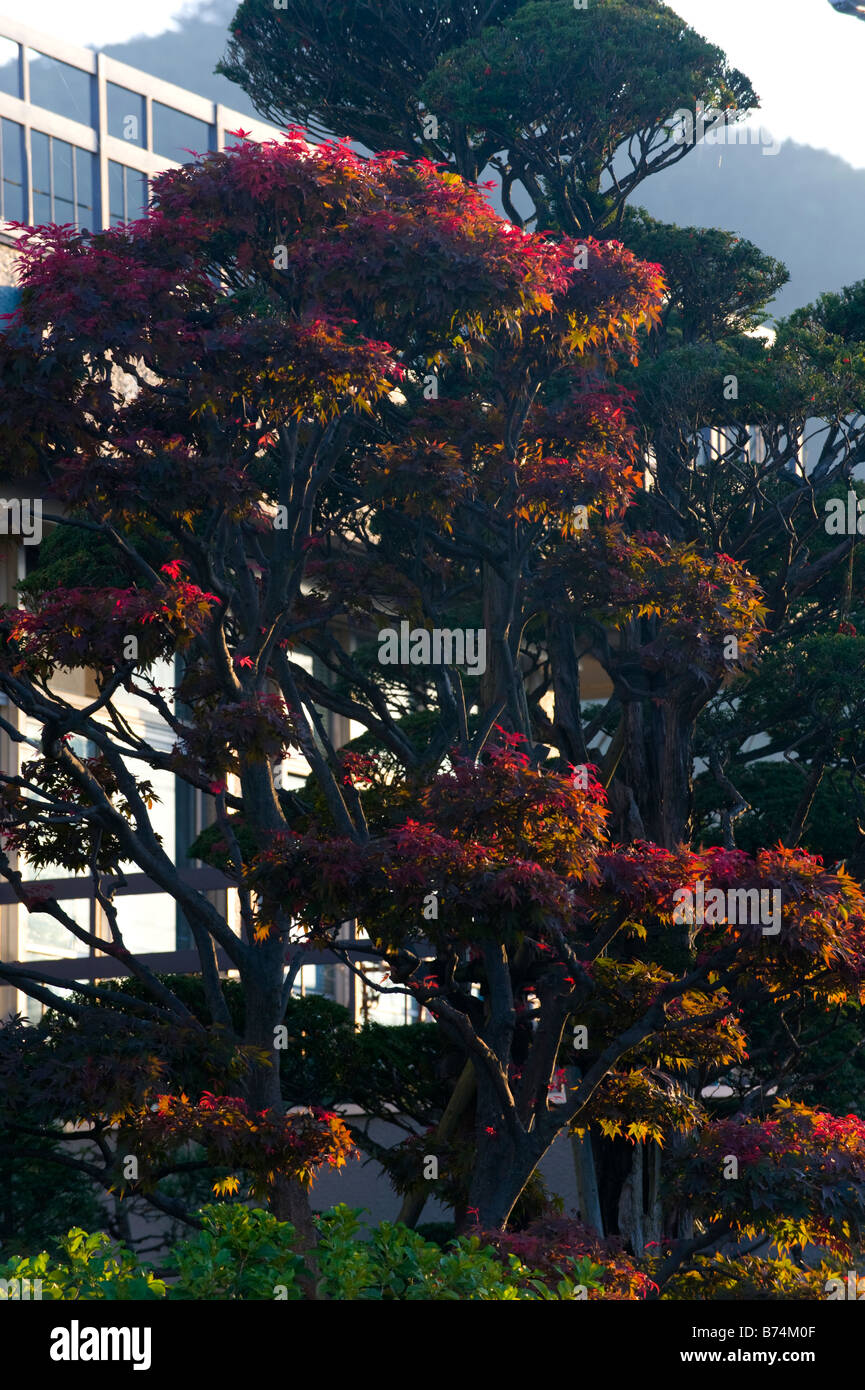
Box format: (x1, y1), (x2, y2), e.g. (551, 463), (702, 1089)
(1, 1201), (858, 1301)
(0, 1204), (606, 1301)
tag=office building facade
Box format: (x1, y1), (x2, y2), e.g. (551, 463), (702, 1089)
(0, 19), (364, 1022)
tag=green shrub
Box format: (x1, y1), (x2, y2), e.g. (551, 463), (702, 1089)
(0, 1228), (165, 1300)
(166, 1204), (306, 1300)
(6, 1206), (856, 1301)
(314, 1204), (600, 1300)
(0, 1203), (607, 1300)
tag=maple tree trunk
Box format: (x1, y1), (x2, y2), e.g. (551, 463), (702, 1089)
(620, 697), (694, 850)
(459, 1064), (548, 1231)
(244, 965), (321, 1295)
(548, 614), (590, 766)
(571, 1131), (604, 1236)
(604, 689), (705, 1252)
(268, 1176), (318, 1249)
(398, 1061), (476, 1228)
(480, 558), (529, 736)
(616, 1142), (663, 1255)
(464, 1131), (539, 1231)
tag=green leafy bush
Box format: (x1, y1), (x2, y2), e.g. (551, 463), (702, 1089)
(0, 1228), (165, 1300)
(0, 1203), (604, 1300)
(166, 1204), (306, 1300)
(313, 1205), (601, 1301)
(8, 1207), (855, 1300)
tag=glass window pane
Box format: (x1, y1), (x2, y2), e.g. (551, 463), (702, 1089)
(20, 982), (75, 1025)
(53, 138), (74, 203)
(361, 965), (417, 1024)
(1, 118), (26, 223)
(0, 37), (19, 98)
(112, 893), (176, 955)
(128, 170), (148, 220)
(1, 118), (23, 187)
(107, 83), (145, 147)
(28, 51), (92, 125)
(31, 130), (49, 195)
(119, 768), (175, 872)
(31, 130), (51, 225)
(108, 158), (124, 225)
(0, 183), (25, 228)
(21, 993), (44, 1025)
(152, 102), (210, 162)
(75, 146), (95, 229)
(19, 899), (91, 960)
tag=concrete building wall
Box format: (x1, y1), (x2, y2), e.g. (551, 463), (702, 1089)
(0, 239), (16, 283)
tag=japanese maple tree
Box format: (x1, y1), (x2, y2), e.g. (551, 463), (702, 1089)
(0, 131), (659, 1239)
(1, 129), (865, 1277)
(256, 736), (865, 1230)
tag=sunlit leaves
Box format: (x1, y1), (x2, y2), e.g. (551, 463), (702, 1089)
(128, 1091), (356, 1199)
(668, 1102), (865, 1259)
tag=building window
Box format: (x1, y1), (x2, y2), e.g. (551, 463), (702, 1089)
(107, 83), (146, 149)
(75, 147), (96, 230)
(19, 900), (91, 962)
(27, 51), (93, 125)
(152, 102), (211, 163)
(18, 735), (95, 964)
(108, 160), (148, 227)
(111, 894), (177, 956)
(115, 763), (176, 954)
(31, 130), (50, 224)
(0, 117), (25, 223)
(295, 964), (339, 999)
(30, 131), (96, 230)
(16, 734), (178, 961)
(360, 966), (419, 1026)
(52, 136), (74, 225)
(0, 37), (19, 98)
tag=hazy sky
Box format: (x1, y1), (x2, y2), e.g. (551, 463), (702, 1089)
(0, 0), (205, 48)
(671, 0), (865, 169)
(1, 0), (864, 167)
